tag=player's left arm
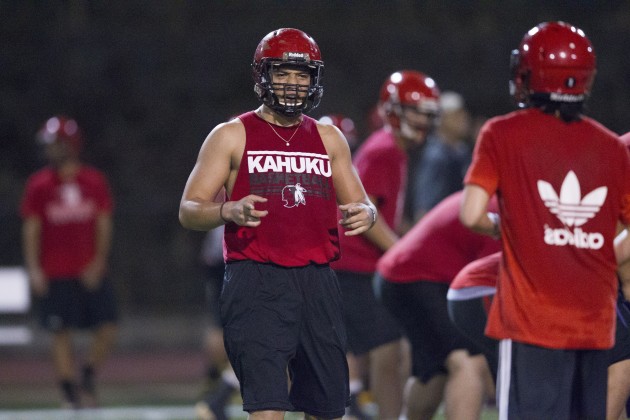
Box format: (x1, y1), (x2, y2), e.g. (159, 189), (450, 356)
(460, 184), (500, 239)
(319, 122), (376, 236)
(82, 211), (113, 290)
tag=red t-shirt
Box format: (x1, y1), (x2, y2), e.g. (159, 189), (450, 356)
(376, 191), (501, 283)
(20, 166), (113, 279)
(447, 251), (500, 301)
(331, 128), (407, 273)
(465, 108), (630, 349)
(224, 112), (339, 267)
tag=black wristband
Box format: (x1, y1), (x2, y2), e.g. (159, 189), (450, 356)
(219, 201), (230, 224)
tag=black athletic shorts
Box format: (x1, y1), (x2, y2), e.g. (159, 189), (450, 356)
(38, 277), (118, 332)
(221, 260), (349, 418)
(447, 296), (498, 378)
(610, 292), (630, 365)
(335, 270), (403, 355)
(497, 340), (608, 420)
(376, 274), (482, 383)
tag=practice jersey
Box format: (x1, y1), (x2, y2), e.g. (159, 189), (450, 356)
(331, 128), (407, 273)
(20, 166), (113, 279)
(447, 251), (500, 301)
(376, 191), (501, 283)
(224, 111), (339, 267)
(465, 107), (630, 349)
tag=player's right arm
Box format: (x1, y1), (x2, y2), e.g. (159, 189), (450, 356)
(179, 120), (268, 231)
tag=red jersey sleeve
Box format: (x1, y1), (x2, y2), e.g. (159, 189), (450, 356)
(464, 121), (499, 196)
(20, 174), (45, 219)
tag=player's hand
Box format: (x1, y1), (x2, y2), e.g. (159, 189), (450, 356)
(224, 195), (269, 227)
(339, 203), (375, 236)
(81, 258), (106, 291)
(28, 267), (48, 297)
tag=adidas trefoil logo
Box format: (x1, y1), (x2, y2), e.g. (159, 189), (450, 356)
(537, 170), (607, 250)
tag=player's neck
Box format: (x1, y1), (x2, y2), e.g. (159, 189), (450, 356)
(256, 106), (302, 127)
(55, 160), (81, 181)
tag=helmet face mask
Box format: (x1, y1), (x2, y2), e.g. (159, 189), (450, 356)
(510, 21), (596, 108)
(252, 28), (324, 117)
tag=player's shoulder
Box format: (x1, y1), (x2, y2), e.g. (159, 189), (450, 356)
(314, 116), (351, 155)
(205, 116), (245, 146)
(25, 167), (55, 188)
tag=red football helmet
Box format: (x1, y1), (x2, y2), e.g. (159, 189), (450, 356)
(510, 21), (596, 107)
(36, 115), (83, 155)
(252, 28), (324, 117)
(318, 114), (358, 148)
(379, 70), (440, 134)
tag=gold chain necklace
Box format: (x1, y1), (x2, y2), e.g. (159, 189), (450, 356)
(265, 119), (303, 147)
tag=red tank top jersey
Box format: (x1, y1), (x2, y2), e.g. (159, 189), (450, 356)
(465, 108), (630, 349)
(20, 166), (113, 279)
(376, 191), (501, 283)
(224, 111), (339, 267)
(331, 128), (407, 273)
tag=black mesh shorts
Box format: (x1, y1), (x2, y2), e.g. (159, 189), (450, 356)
(336, 270), (403, 355)
(221, 260), (349, 418)
(38, 277), (118, 332)
(377, 275), (481, 383)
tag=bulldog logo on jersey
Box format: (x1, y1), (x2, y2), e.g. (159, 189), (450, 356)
(282, 183), (307, 208)
(537, 170), (607, 249)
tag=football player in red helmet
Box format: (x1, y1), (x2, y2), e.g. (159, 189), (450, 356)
(252, 28), (324, 118)
(461, 21), (630, 420)
(509, 21), (596, 121)
(36, 115), (84, 165)
(21, 116), (118, 408)
(330, 70), (441, 420)
(379, 70), (440, 148)
(180, 28), (377, 420)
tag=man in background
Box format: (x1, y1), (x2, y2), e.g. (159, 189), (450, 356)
(21, 115), (118, 409)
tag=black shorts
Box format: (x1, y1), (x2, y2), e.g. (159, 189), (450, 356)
(335, 270), (403, 355)
(221, 261), (349, 418)
(610, 294), (630, 365)
(377, 274), (481, 383)
(447, 296), (498, 378)
(497, 340), (608, 420)
(38, 278), (118, 332)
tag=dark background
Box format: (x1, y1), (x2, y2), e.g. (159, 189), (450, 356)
(2, 1), (630, 313)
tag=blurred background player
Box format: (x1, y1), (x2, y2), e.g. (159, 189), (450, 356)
(411, 91), (473, 221)
(460, 21), (630, 419)
(195, 221), (239, 420)
(20, 115), (118, 408)
(319, 114), (360, 153)
(331, 70), (440, 420)
(375, 191), (500, 420)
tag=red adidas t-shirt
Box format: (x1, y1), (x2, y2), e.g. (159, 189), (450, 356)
(331, 128), (407, 273)
(465, 108), (630, 349)
(224, 112), (339, 267)
(376, 191), (501, 283)
(20, 166), (113, 279)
